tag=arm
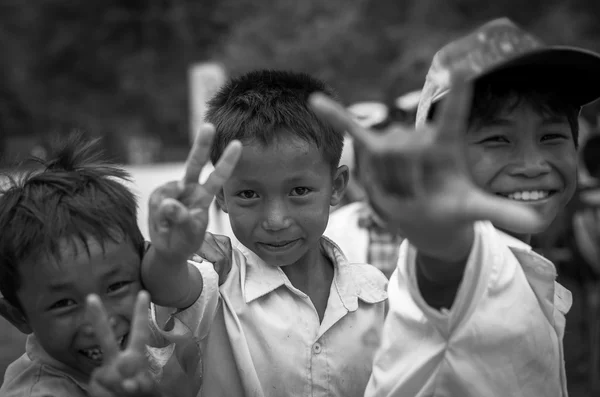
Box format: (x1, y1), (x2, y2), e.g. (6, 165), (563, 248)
(141, 247), (203, 309)
(415, 224), (473, 309)
(143, 124), (241, 309)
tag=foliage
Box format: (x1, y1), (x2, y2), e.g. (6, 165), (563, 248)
(1, 0), (599, 162)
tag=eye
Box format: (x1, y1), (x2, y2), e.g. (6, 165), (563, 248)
(479, 135), (509, 144)
(541, 133), (569, 142)
(107, 281), (130, 294)
(49, 299), (76, 310)
(290, 187), (311, 196)
(236, 190), (258, 199)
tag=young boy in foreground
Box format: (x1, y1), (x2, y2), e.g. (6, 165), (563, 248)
(0, 134), (241, 397)
(145, 70), (389, 396)
(311, 17), (600, 396)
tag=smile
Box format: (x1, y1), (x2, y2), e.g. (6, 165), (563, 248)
(498, 190), (556, 202)
(258, 239), (300, 251)
(79, 334), (127, 363)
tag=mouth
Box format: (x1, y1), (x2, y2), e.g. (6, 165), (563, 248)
(497, 189), (557, 202)
(258, 239), (300, 251)
(79, 334), (128, 363)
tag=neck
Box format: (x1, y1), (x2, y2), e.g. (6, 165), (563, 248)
(281, 242), (333, 294)
(500, 228), (531, 244)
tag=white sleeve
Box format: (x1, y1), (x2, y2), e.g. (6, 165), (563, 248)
(149, 259), (220, 343)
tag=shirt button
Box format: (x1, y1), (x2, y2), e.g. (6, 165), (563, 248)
(313, 343), (322, 354)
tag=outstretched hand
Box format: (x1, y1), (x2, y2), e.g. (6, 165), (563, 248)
(88, 291), (161, 397)
(310, 73), (544, 260)
(148, 124), (242, 261)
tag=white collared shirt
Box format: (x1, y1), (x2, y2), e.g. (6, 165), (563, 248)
(152, 237), (388, 397)
(366, 221), (572, 397)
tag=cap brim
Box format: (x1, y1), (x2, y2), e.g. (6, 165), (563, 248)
(433, 46), (600, 107)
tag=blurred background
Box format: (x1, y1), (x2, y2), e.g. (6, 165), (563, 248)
(1, 1), (600, 396)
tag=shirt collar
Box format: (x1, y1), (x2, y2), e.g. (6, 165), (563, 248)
(237, 237), (387, 308)
(26, 334), (89, 390)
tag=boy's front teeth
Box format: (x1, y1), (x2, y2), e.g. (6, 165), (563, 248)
(507, 190), (549, 201)
(81, 347), (103, 362)
(81, 335), (126, 361)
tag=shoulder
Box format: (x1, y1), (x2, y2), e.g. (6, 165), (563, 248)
(1, 356), (86, 397)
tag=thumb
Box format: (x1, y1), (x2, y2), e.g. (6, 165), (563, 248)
(464, 189), (546, 234)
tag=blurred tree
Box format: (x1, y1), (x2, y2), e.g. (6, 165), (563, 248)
(0, 0), (599, 164)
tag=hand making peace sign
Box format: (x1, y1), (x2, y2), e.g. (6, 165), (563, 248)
(87, 291), (160, 397)
(310, 73), (545, 261)
(148, 124), (242, 261)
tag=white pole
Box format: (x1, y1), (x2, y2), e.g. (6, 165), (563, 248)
(188, 62), (227, 145)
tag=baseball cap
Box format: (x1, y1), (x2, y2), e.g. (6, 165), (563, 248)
(416, 17), (600, 127)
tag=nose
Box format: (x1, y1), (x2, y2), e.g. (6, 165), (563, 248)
(81, 302), (118, 336)
(262, 199), (292, 231)
(510, 143), (551, 178)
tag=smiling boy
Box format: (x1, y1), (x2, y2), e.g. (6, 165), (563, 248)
(147, 70), (388, 397)
(310, 17), (600, 397)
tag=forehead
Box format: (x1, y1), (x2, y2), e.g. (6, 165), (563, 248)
(231, 135), (330, 180)
(470, 98), (571, 129)
(20, 235), (139, 286)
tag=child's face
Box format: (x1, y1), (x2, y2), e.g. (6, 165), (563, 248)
(218, 131), (347, 267)
(466, 101), (578, 233)
(16, 235), (142, 377)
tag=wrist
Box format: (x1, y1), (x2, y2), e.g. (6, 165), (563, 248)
(415, 223), (473, 282)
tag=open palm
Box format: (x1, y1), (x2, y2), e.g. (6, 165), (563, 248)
(310, 73), (544, 258)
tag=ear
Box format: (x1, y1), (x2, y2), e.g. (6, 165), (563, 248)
(330, 165), (350, 207)
(0, 298), (32, 334)
(215, 188), (228, 214)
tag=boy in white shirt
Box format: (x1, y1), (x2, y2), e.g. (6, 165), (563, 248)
(310, 17), (600, 397)
(143, 70), (388, 397)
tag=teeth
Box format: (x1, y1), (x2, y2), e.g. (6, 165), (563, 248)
(506, 190), (550, 201)
(80, 335), (126, 362)
(81, 347), (103, 362)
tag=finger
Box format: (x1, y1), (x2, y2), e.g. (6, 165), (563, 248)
(433, 71), (473, 145)
(182, 123), (216, 185)
(86, 294), (119, 361)
(148, 182), (181, 221)
(122, 377), (139, 394)
(88, 380), (117, 397)
(130, 372), (160, 397)
(89, 368), (122, 397)
(464, 189), (546, 234)
(201, 140), (242, 197)
(155, 199), (190, 229)
(126, 290), (151, 354)
(309, 93), (376, 150)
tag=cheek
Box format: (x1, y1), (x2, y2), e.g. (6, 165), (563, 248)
(466, 147), (499, 189)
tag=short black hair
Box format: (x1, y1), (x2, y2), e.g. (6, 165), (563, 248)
(206, 70), (344, 169)
(0, 133), (144, 310)
(428, 68), (581, 145)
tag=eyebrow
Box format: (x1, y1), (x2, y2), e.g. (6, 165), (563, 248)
(235, 172), (320, 185)
(540, 116), (569, 125)
(48, 281), (75, 292)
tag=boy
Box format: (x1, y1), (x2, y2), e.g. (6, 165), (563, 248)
(310, 18), (600, 396)
(146, 70), (389, 397)
(0, 133), (241, 397)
